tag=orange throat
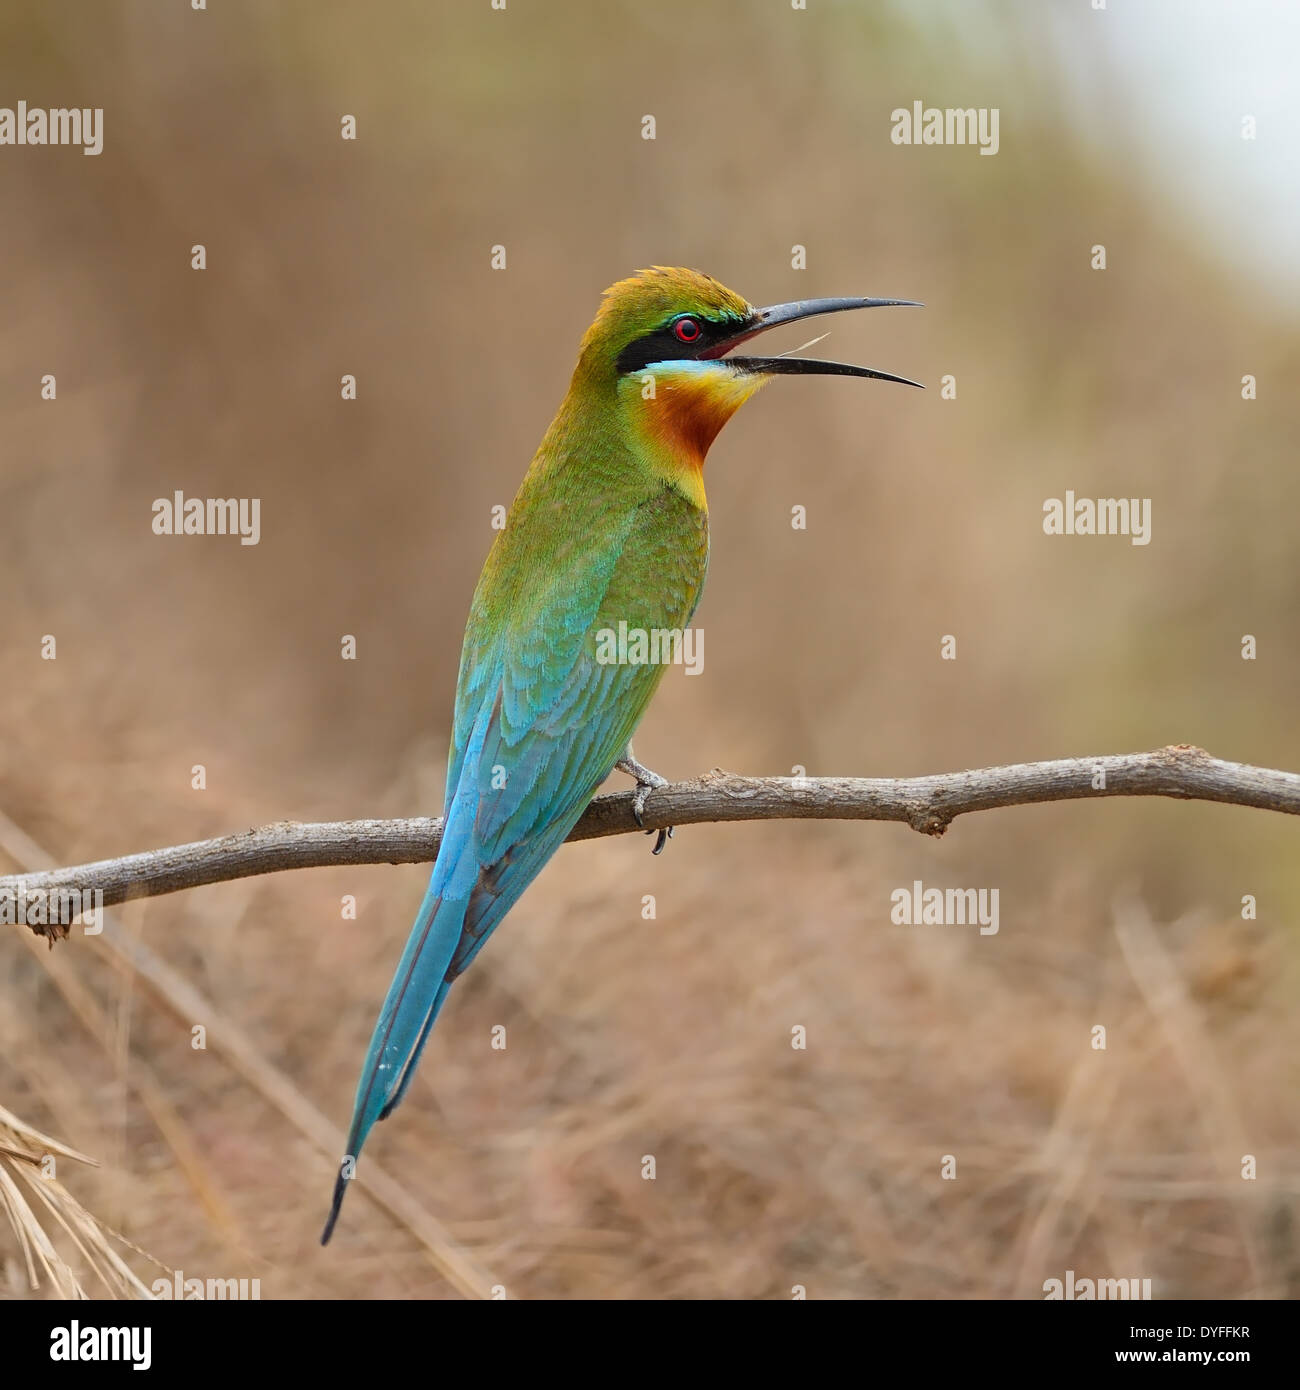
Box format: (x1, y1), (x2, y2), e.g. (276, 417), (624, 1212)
(633, 363), (769, 475)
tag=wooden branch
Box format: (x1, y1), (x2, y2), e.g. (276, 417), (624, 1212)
(4, 745), (1297, 943)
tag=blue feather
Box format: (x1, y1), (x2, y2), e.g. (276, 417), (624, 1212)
(322, 489), (706, 1244)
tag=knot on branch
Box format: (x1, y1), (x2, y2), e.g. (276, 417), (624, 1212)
(700, 767), (761, 801)
(908, 804), (954, 837)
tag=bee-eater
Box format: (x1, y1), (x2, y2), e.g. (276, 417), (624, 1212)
(322, 267), (920, 1242)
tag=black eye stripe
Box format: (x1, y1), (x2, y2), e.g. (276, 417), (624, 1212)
(615, 315), (746, 374)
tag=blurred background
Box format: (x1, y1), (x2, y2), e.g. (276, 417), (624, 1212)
(1, 0), (1298, 1299)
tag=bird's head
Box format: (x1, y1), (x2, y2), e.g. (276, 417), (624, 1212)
(573, 267), (921, 470)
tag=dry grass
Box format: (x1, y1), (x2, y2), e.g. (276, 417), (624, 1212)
(0, 1103), (154, 1299)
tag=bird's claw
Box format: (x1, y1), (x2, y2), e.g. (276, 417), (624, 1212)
(630, 777), (659, 827)
(617, 751), (674, 855)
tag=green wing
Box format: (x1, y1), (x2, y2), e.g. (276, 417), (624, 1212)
(441, 485), (708, 977)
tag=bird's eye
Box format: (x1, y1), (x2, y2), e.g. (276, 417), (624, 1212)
(672, 316), (702, 344)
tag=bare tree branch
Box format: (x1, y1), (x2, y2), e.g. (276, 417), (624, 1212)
(4, 745), (1297, 942)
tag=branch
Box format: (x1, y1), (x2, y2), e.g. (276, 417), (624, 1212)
(5, 745), (1297, 942)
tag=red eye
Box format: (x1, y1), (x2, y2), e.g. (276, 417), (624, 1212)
(673, 316), (702, 344)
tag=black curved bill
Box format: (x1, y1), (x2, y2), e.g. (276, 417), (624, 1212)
(727, 356), (924, 387)
(703, 295), (924, 387)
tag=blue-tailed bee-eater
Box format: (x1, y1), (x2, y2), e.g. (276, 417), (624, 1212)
(323, 267), (920, 1241)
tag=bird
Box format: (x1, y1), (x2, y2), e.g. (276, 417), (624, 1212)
(321, 267), (921, 1242)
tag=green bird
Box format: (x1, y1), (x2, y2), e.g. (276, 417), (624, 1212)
(322, 267), (920, 1242)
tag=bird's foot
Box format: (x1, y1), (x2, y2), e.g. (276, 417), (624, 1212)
(615, 750), (674, 854)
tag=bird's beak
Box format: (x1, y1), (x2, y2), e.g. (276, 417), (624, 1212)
(701, 296), (924, 388)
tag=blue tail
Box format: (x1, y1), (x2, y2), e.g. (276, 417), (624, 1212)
(321, 686), (616, 1243)
(320, 863), (469, 1243)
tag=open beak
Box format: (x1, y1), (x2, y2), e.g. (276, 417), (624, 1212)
(702, 296), (924, 387)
